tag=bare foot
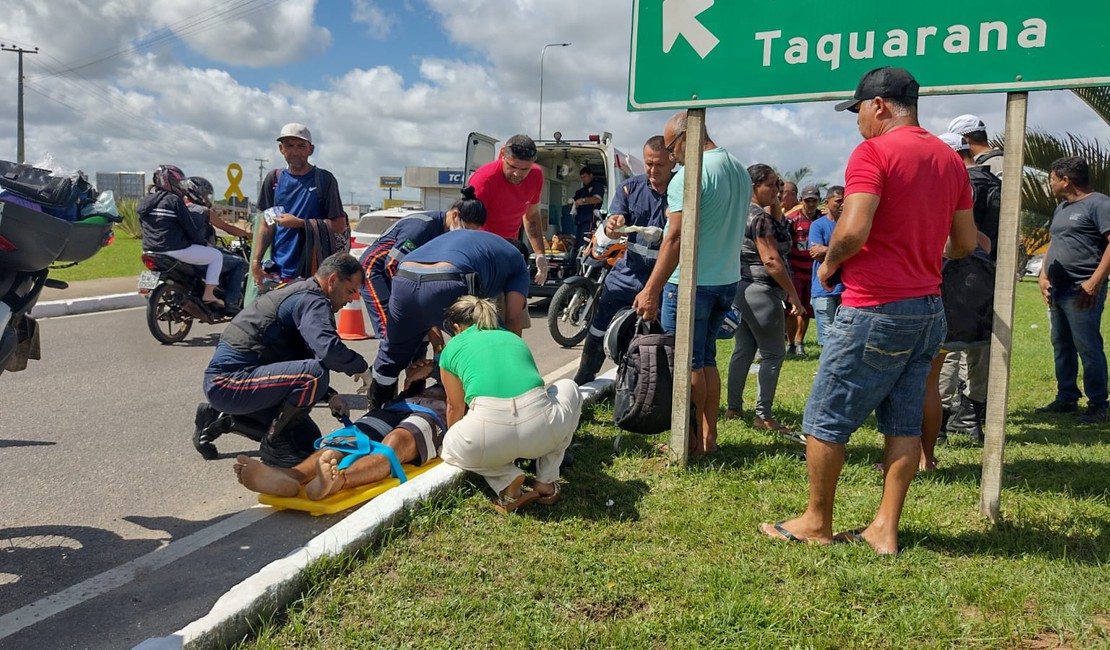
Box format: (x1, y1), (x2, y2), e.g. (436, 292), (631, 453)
(234, 454), (300, 497)
(704, 432), (719, 454)
(833, 526), (899, 555)
(305, 450), (346, 501)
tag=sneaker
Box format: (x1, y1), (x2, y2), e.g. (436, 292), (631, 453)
(786, 345), (797, 357)
(796, 344), (807, 358)
(193, 402), (224, 460)
(1077, 404), (1108, 424)
(1035, 400), (1079, 414)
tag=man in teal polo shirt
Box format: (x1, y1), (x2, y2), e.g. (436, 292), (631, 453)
(633, 110), (750, 457)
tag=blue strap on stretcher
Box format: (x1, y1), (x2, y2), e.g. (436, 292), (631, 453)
(314, 416), (407, 482)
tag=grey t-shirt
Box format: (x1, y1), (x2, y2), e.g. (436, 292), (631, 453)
(1044, 192), (1110, 288)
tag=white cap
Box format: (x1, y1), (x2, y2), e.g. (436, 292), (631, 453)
(938, 132), (969, 152)
(947, 114), (986, 136)
(277, 123), (312, 143)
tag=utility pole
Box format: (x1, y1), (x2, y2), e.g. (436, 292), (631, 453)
(1, 44), (39, 164)
(253, 157), (267, 196)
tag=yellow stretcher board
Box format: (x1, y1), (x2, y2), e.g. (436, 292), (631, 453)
(258, 458), (442, 516)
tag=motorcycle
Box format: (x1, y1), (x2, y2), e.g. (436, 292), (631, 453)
(546, 226), (628, 347)
(138, 236), (251, 344)
(0, 193), (118, 375)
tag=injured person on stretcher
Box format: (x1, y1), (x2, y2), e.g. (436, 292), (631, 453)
(234, 358), (445, 500)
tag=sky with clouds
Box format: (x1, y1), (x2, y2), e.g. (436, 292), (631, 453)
(1, 0), (1107, 208)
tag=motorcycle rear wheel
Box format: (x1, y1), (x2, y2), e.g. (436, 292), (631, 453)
(547, 282), (594, 347)
(147, 282), (194, 344)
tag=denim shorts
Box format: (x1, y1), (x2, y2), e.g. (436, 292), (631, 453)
(803, 296), (946, 444)
(661, 281), (737, 369)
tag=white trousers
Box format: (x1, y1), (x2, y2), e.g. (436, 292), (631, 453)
(440, 379), (582, 494)
(163, 244), (223, 286)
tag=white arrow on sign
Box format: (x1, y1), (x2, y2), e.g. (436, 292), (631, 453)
(662, 0), (720, 59)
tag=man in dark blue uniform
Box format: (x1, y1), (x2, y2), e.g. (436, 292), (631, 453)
(573, 136), (674, 384)
(195, 253), (373, 467)
(358, 187), (487, 338)
(367, 226), (531, 408)
(572, 167), (606, 252)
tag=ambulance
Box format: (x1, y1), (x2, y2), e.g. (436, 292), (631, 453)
(463, 132), (644, 296)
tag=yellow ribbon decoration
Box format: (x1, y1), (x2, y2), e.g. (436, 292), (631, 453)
(225, 163), (245, 202)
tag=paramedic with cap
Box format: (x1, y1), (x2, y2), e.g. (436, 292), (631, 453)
(948, 114), (1004, 178)
(252, 122), (346, 283)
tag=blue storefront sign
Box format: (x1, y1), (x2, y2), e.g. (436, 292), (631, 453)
(438, 170), (464, 185)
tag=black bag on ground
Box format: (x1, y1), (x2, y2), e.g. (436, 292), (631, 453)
(0, 160), (78, 209)
(941, 252), (995, 349)
(613, 318), (675, 435)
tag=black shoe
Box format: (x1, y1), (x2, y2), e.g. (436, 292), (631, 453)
(259, 434), (312, 468)
(367, 379), (398, 410)
(193, 402), (225, 460)
(1035, 400), (1079, 414)
(1077, 404), (1108, 424)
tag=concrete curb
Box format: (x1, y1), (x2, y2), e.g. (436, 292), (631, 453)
(132, 371), (616, 650)
(31, 293), (147, 319)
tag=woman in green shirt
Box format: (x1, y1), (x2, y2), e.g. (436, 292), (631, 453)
(438, 296), (582, 513)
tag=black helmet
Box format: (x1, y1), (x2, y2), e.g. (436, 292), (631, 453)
(152, 164), (186, 196)
(603, 307), (639, 362)
(184, 176), (214, 207)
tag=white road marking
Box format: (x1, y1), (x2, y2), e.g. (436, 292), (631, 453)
(543, 358), (581, 383)
(0, 506), (274, 641)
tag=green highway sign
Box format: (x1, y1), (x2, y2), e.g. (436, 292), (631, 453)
(629, 0), (1110, 110)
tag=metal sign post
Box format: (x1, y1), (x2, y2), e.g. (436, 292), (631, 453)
(980, 92), (1028, 522)
(666, 109), (706, 466)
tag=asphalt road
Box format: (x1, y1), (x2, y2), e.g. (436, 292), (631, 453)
(0, 298), (583, 649)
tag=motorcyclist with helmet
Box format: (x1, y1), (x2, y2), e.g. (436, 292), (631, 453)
(182, 176), (250, 314)
(138, 165), (225, 308)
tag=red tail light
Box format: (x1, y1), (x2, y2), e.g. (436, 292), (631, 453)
(588, 134), (600, 142)
(104, 232), (115, 247)
(0, 235), (15, 252)
(141, 254), (159, 270)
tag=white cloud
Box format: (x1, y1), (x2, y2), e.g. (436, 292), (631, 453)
(0, 1), (1107, 208)
(351, 0), (395, 40)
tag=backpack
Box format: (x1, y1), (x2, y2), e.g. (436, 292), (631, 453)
(613, 318), (675, 435)
(941, 252), (995, 349)
(967, 165), (1001, 256)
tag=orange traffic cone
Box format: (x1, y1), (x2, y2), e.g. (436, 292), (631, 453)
(338, 297), (371, 340)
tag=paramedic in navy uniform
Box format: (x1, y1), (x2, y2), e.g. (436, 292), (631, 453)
(365, 224), (531, 410)
(195, 253), (373, 467)
(573, 135), (673, 384)
(572, 166), (606, 251)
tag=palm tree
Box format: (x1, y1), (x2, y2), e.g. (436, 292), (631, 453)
(1004, 87), (1110, 271)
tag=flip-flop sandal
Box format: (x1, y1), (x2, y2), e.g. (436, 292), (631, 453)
(535, 482), (561, 505)
(759, 520), (803, 543)
(833, 528), (868, 545)
(492, 475), (539, 514)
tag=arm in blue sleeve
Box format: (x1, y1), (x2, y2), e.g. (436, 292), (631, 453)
(290, 293), (369, 375)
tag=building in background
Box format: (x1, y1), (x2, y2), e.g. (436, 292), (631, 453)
(95, 171), (145, 201)
(403, 167), (464, 211)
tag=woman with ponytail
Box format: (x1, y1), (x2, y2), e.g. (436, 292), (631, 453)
(438, 295), (582, 513)
(358, 186), (487, 338)
(366, 190), (532, 410)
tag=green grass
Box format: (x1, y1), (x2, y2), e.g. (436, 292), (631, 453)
(239, 282), (1110, 650)
(49, 234), (145, 283)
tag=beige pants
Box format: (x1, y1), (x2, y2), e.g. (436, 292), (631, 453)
(440, 379), (581, 494)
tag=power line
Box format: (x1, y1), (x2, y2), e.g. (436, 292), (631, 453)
(46, 0), (282, 76)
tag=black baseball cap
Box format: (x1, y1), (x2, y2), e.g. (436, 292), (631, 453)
(835, 67), (920, 113)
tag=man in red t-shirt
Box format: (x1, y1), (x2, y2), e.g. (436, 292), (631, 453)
(468, 134), (549, 286)
(786, 185), (822, 356)
(761, 67), (977, 555)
